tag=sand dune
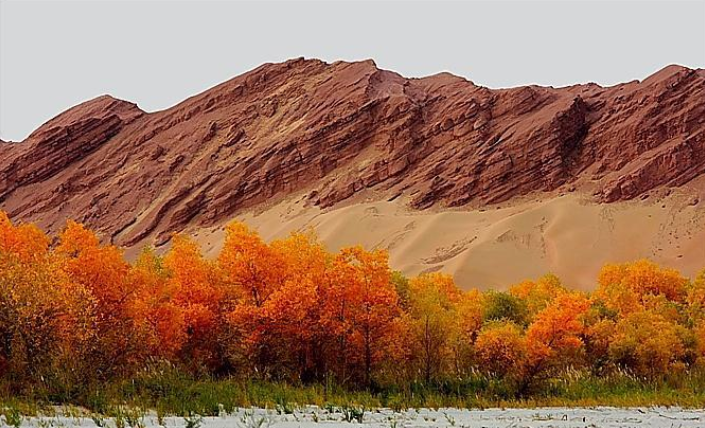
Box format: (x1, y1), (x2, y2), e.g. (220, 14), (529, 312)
(190, 186), (705, 290)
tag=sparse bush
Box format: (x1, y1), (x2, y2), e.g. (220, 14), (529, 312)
(237, 409), (272, 428)
(341, 405), (365, 423)
(184, 412), (204, 428)
(483, 291), (530, 326)
(2, 405), (22, 428)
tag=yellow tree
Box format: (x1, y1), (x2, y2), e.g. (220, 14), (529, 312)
(509, 274), (567, 319)
(687, 269), (705, 322)
(690, 270), (705, 366)
(451, 289), (485, 376)
(474, 321), (526, 379)
(694, 321), (705, 367)
(407, 273), (461, 383)
(608, 310), (687, 378)
(0, 214), (95, 391)
(596, 260), (689, 316)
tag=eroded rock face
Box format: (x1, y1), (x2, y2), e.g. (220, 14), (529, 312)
(1, 58), (703, 247)
(0, 96), (144, 202)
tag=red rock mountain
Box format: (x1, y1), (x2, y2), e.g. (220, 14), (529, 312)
(1, 58), (704, 250)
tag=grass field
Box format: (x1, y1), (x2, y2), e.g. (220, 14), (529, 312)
(3, 368), (705, 419)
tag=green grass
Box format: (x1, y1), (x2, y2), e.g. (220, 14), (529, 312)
(2, 369), (705, 417)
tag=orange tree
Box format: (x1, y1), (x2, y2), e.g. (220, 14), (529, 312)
(218, 222), (288, 377)
(596, 260), (689, 316)
(0, 214), (95, 393)
(509, 274), (567, 320)
(474, 320), (526, 380)
(262, 231), (330, 381)
(522, 292), (590, 391)
(319, 246), (405, 388)
(162, 235), (224, 372)
(55, 221), (141, 379)
(128, 248), (186, 361)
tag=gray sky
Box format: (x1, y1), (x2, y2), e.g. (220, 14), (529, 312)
(1, 0), (704, 142)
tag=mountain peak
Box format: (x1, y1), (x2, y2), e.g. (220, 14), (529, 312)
(26, 94), (143, 142)
(642, 64), (696, 85)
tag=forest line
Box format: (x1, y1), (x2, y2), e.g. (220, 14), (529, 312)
(1, 211), (705, 402)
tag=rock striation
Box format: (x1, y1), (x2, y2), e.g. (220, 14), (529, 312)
(1, 58), (703, 247)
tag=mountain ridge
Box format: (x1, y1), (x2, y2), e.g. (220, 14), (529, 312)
(1, 58), (703, 255)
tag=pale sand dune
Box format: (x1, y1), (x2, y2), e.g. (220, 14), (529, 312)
(192, 190), (705, 290)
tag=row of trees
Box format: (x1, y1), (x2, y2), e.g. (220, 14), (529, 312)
(1, 211), (705, 396)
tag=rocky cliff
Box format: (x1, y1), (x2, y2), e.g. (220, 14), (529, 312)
(1, 58), (703, 248)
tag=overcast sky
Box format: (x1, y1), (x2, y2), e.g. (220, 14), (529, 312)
(1, 0), (704, 141)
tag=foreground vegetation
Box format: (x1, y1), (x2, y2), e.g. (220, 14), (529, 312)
(3, 371), (705, 419)
(1, 211), (705, 414)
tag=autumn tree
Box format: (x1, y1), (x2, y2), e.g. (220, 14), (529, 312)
(3, 210), (705, 400)
(687, 269), (705, 323)
(407, 273), (461, 383)
(219, 222), (287, 307)
(161, 235), (224, 371)
(219, 222), (288, 376)
(320, 246), (404, 387)
(580, 299), (619, 374)
(128, 248), (186, 361)
(0, 214), (95, 393)
(0, 211), (50, 263)
(608, 310), (687, 378)
(596, 260), (689, 316)
(474, 321), (526, 380)
(694, 321), (705, 367)
(55, 220), (138, 378)
(509, 274), (567, 319)
(523, 292), (590, 388)
(258, 231), (329, 381)
(690, 270), (705, 367)
(451, 289), (486, 376)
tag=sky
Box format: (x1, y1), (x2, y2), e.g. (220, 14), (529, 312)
(1, 0), (704, 142)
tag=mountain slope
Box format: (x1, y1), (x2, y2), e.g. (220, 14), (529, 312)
(1, 58), (704, 287)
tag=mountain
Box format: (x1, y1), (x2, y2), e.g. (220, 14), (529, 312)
(1, 58), (704, 289)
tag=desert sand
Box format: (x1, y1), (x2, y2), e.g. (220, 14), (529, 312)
(189, 186), (705, 291)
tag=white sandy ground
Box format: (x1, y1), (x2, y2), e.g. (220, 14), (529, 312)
(185, 186), (705, 291)
(7, 406), (705, 428)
